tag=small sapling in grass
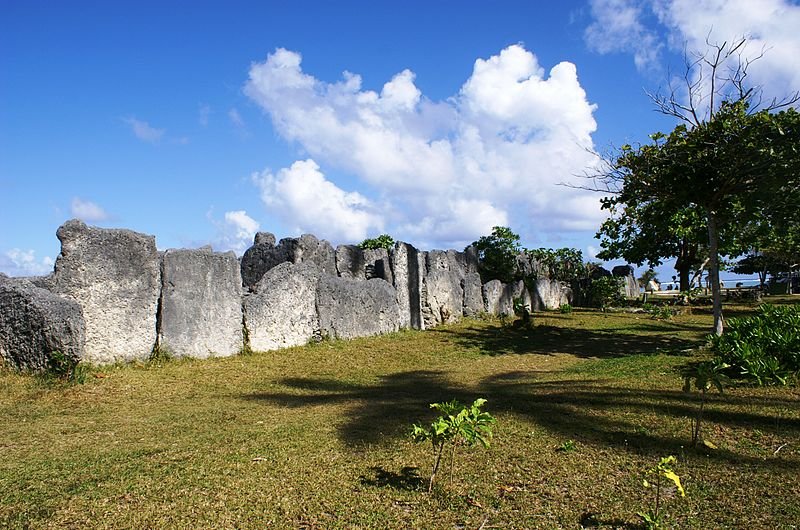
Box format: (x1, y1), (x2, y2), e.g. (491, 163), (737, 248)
(411, 398), (496, 493)
(637, 455), (685, 530)
(681, 360), (728, 447)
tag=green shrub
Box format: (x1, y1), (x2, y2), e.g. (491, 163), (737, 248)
(359, 234), (395, 251)
(710, 304), (800, 385)
(559, 304), (573, 314)
(587, 276), (624, 311)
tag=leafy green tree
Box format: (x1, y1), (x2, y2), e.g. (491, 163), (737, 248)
(592, 39), (800, 334)
(527, 247), (587, 282)
(359, 234), (395, 251)
(469, 226), (521, 283)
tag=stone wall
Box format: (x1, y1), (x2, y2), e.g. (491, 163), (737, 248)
(3, 220), (638, 370)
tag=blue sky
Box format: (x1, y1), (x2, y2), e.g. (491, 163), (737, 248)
(2, 0), (798, 282)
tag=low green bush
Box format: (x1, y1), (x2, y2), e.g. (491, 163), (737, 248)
(710, 304), (800, 385)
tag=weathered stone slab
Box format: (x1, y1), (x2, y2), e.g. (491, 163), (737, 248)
(0, 274), (86, 371)
(243, 262), (321, 351)
(483, 280), (512, 316)
(158, 248), (243, 358)
(421, 270), (463, 327)
(363, 248), (393, 285)
(335, 245), (365, 280)
(335, 246), (393, 285)
(316, 276), (400, 339)
(462, 272), (484, 317)
(533, 278), (573, 310)
(241, 233), (336, 289)
(612, 264), (639, 298)
(482, 279), (532, 316)
(50, 219), (160, 364)
(390, 242), (423, 330)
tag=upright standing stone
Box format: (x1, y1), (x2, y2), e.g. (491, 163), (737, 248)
(335, 245), (366, 280)
(316, 276), (400, 339)
(0, 275), (86, 371)
(462, 272), (484, 317)
(612, 264), (639, 298)
(241, 233), (336, 289)
(532, 278), (573, 310)
(242, 262), (321, 351)
(390, 242), (423, 330)
(158, 248), (243, 358)
(421, 270), (464, 326)
(483, 280), (512, 315)
(50, 219), (160, 364)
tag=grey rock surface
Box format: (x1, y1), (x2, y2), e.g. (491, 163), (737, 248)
(254, 232), (276, 246)
(0, 274), (86, 371)
(612, 265), (639, 298)
(316, 276), (400, 339)
(533, 279), (573, 310)
(50, 219), (160, 364)
(390, 242), (423, 329)
(241, 233), (336, 289)
(421, 270), (464, 327)
(158, 248), (243, 358)
(482, 280), (532, 316)
(335, 245), (365, 280)
(462, 272), (484, 317)
(243, 262), (321, 351)
(335, 246), (393, 285)
(363, 248), (393, 285)
(482, 280), (513, 315)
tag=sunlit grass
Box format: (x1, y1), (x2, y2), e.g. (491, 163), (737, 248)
(1, 297), (798, 528)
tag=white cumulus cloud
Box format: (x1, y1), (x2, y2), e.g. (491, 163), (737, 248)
(70, 197), (109, 222)
(253, 159), (384, 243)
(585, 0), (800, 103)
(244, 44), (603, 247)
(0, 249), (54, 277)
(216, 210), (260, 254)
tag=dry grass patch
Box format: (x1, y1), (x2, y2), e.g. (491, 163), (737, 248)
(1, 299), (798, 528)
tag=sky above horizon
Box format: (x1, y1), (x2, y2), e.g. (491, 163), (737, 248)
(2, 0), (799, 281)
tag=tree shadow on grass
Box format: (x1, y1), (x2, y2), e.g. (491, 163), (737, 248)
(427, 324), (699, 358)
(243, 370), (799, 471)
(359, 466), (423, 491)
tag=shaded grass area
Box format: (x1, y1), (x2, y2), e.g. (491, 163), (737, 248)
(1, 299), (798, 528)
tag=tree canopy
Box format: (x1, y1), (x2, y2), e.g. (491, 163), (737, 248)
(592, 38), (800, 334)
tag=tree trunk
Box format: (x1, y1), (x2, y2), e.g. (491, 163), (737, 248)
(677, 263), (691, 292)
(707, 210), (724, 335)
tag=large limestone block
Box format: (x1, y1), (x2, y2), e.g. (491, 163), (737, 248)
(462, 272), (484, 317)
(158, 248), (243, 358)
(426, 249), (473, 279)
(0, 275), (86, 371)
(363, 248), (393, 285)
(483, 280), (513, 316)
(335, 246), (393, 284)
(335, 245), (365, 280)
(390, 242), (423, 330)
(421, 270), (463, 327)
(482, 280), (529, 316)
(316, 276), (400, 340)
(50, 219), (160, 364)
(241, 233), (336, 289)
(612, 264), (639, 298)
(243, 262), (321, 351)
(533, 278), (573, 310)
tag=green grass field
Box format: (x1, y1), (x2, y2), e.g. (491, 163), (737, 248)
(2, 299), (798, 529)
